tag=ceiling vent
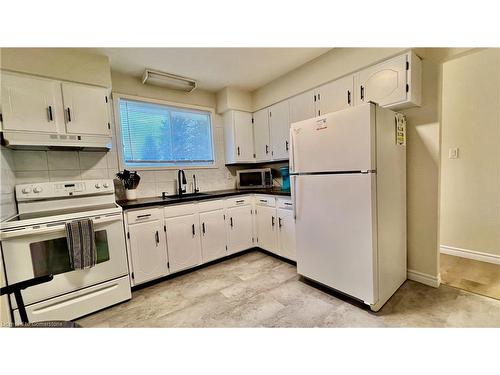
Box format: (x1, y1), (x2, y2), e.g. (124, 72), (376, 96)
(141, 69), (197, 92)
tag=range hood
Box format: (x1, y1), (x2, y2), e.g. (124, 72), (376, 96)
(1, 131), (112, 151)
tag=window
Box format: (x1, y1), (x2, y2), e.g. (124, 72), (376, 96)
(118, 98), (215, 168)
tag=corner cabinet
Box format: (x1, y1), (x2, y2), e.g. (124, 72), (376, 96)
(268, 100), (290, 160)
(358, 51), (422, 109)
(223, 110), (255, 164)
(252, 108), (270, 162)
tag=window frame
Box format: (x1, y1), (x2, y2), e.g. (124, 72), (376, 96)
(112, 93), (218, 171)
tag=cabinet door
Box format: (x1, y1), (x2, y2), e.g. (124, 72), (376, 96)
(269, 100), (290, 160)
(128, 220), (168, 285)
(277, 208), (296, 261)
(316, 75), (355, 115)
(358, 54), (407, 107)
(233, 111), (254, 162)
(253, 108), (270, 161)
(289, 89), (316, 124)
(61, 82), (110, 136)
(1, 73), (61, 133)
(165, 214), (203, 273)
(199, 209), (227, 262)
(255, 206), (277, 253)
(227, 205), (254, 254)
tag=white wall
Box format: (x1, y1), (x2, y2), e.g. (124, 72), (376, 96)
(1, 48), (112, 87)
(440, 48), (500, 256)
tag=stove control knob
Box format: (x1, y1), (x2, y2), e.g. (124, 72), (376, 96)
(95, 183), (101, 189)
(22, 187), (32, 194)
(33, 186), (43, 193)
(103, 182), (109, 188)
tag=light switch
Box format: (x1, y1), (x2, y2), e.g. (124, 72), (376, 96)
(448, 147), (459, 159)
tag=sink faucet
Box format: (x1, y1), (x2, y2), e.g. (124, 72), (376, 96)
(177, 169), (187, 196)
(193, 174), (199, 194)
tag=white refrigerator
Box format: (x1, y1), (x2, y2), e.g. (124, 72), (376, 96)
(290, 102), (407, 311)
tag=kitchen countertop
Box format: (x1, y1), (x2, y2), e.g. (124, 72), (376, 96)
(117, 188), (291, 210)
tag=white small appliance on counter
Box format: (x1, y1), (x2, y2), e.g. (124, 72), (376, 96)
(0, 179), (131, 323)
(290, 102), (407, 311)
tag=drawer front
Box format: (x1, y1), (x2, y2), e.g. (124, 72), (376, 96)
(197, 199), (225, 213)
(127, 208), (163, 224)
(164, 202), (198, 218)
(276, 197), (293, 210)
(255, 195), (276, 207)
(14, 276), (131, 324)
(226, 196), (252, 207)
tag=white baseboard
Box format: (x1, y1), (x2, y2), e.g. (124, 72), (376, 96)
(407, 269), (441, 288)
(440, 245), (500, 265)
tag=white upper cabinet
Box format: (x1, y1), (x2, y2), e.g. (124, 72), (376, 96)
(269, 100), (290, 160)
(357, 52), (421, 109)
(199, 208), (227, 263)
(252, 108), (270, 161)
(223, 110), (254, 163)
(61, 83), (110, 136)
(1, 73), (62, 133)
(165, 213), (203, 274)
(289, 89), (317, 125)
(316, 75), (355, 116)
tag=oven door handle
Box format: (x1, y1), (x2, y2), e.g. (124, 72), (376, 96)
(0, 215), (123, 240)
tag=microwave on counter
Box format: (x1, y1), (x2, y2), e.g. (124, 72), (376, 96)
(236, 168), (273, 189)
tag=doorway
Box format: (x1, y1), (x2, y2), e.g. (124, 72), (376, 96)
(439, 48), (500, 300)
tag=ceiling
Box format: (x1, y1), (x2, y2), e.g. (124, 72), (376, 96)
(88, 48), (331, 92)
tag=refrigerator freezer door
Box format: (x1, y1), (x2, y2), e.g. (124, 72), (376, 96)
(295, 173), (378, 304)
(290, 103), (375, 174)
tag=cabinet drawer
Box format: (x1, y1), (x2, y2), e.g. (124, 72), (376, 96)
(226, 196), (252, 207)
(197, 199), (225, 213)
(276, 197), (293, 210)
(127, 208), (163, 224)
(255, 195), (276, 207)
(164, 203), (198, 218)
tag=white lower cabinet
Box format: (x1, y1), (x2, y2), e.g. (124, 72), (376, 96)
(124, 195), (295, 285)
(126, 209), (169, 285)
(277, 208), (296, 261)
(255, 205), (277, 252)
(164, 213), (203, 273)
(199, 208), (227, 262)
(226, 204), (254, 254)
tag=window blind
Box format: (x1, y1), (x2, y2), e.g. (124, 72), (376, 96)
(118, 98), (214, 167)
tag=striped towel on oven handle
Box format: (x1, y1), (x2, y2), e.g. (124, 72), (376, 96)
(65, 219), (97, 270)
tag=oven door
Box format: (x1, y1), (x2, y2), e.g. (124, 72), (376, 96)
(1, 213), (129, 307)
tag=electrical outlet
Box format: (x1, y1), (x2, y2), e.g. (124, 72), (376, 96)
(448, 147), (459, 159)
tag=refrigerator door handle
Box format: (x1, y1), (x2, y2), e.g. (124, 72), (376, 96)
(289, 128), (296, 173)
(292, 175), (297, 220)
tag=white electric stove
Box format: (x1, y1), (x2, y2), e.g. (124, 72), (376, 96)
(0, 179), (131, 323)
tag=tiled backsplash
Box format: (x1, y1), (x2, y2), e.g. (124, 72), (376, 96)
(7, 118), (236, 200)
